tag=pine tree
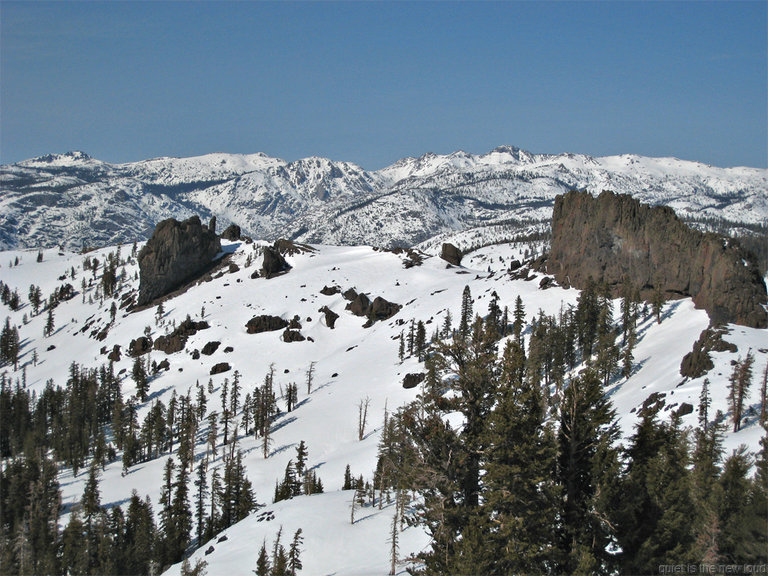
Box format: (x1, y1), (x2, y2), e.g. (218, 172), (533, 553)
(728, 351), (754, 432)
(558, 369), (622, 574)
(255, 541), (271, 576)
(288, 528), (303, 576)
(132, 356), (149, 402)
(442, 309), (453, 338)
(305, 361), (315, 395)
(478, 356), (560, 574)
(615, 409), (695, 573)
(194, 460), (209, 546)
(44, 307), (55, 337)
(717, 446), (767, 563)
(458, 285), (473, 339)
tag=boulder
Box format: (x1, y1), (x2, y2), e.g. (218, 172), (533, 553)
(403, 372), (426, 389)
(201, 341), (221, 356)
(138, 216), (221, 305)
(319, 306), (339, 329)
(261, 246), (290, 279)
(220, 223), (241, 241)
(680, 326), (737, 378)
(440, 243), (463, 266)
(107, 345), (121, 362)
(245, 315), (289, 334)
(129, 336), (152, 357)
(282, 329), (306, 343)
(548, 190), (768, 328)
(342, 288), (358, 301)
(320, 285), (340, 296)
(154, 318), (209, 355)
(346, 293), (372, 317)
(368, 296), (402, 322)
(210, 362), (231, 375)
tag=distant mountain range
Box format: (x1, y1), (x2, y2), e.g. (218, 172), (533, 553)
(1, 146), (766, 251)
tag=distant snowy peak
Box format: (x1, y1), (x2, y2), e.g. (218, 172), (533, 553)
(1, 145), (766, 251)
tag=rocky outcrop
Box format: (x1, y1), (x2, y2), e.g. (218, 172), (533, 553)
(548, 190), (768, 328)
(319, 306), (339, 328)
(440, 243), (463, 266)
(346, 293), (372, 317)
(261, 246), (291, 279)
(220, 223), (241, 241)
(282, 329), (306, 343)
(154, 317), (209, 355)
(245, 315), (289, 334)
(345, 291), (401, 327)
(210, 362), (231, 375)
(138, 216), (221, 305)
(680, 326), (738, 378)
(402, 372), (426, 389)
(201, 341), (221, 356)
(129, 336), (152, 357)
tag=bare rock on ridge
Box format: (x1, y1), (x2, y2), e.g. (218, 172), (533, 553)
(137, 216), (221, 306)
(440, 243), (463, 266)
(548, 190), (768, 328)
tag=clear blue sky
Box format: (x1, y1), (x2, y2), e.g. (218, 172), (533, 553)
(2, 1), (766, 169)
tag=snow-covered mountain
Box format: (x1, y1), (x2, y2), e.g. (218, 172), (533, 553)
(2, 146), (766, 251)
(1, 237), (766, 574)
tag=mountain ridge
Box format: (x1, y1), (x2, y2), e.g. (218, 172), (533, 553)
(2, 146), (766, 251)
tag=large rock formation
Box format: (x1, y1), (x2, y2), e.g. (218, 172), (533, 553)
(548, 190), (768, 328)
(138, 216), (221, 305)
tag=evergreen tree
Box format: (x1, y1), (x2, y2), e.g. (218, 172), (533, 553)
(132, 355), (149, 402)
(717, 446), (767, 563)
(558, 369), (622, 574)
(615, 408), (695, 573)
(194, 460), (209, 546)
(288, 528), (303, 576)
(728, 351), (754, 432)
(476, 348), (560, 574)
(458, 285), (473, 339)
(44, 307), (55, 337)
(255, 541), (271, 576)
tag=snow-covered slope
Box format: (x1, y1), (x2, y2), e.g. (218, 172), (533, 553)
(2, 146), (765, 251)
(1, 239), (765, 574)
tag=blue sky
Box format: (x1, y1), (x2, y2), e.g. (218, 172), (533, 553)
(2, 1), (766, 169)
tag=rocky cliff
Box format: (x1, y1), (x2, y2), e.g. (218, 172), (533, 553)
(547, 190), (767, 328)
(137, 216), (221, 305)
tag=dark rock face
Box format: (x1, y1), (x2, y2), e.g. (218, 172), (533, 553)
(440, 243), (463, 266)
(154, 318), (209, 355)
(274, 238), (315, 256)
(107, 345), (121, 362)
(201, 341), (221, 356)
(346, 293), (372, 317)
(345, 292), (401, 327)
(208, 216), (217, 235)
(320, 285), (340, 296)
(319, 306), (339, 328)
(138, 216), (221, 306)
(220, 223), (241, 241)
(680, 326), (738, 378)
(548, 190), (768, 328)
(129, 336), (152, 357)
(210, 362), (231, 375)
(342, 288), (358, 301)
(261, 246), (291, 279)
(403, 372), (426, 389)
(245, 315), (289, 334)
(282, 329), (306, 343)
(368, 296), (402, 323)
(676, 402), (694, 417)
